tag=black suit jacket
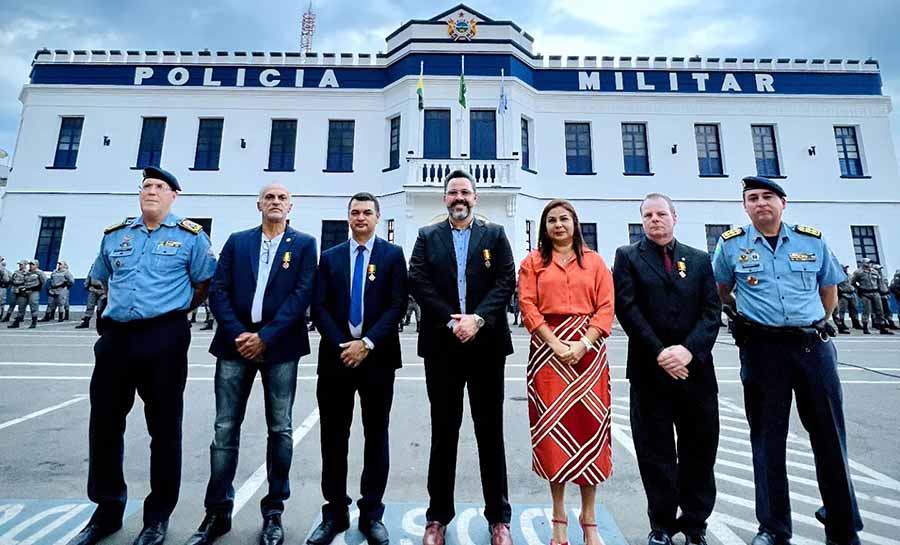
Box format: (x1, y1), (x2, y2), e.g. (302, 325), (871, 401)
(612, 237), (721, 390)
(209, 226), (317, 363)
(312, 236), (408, 375)
(408, 218), (516, 359)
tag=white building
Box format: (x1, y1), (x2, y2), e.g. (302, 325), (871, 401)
(2, 4), (898, 295)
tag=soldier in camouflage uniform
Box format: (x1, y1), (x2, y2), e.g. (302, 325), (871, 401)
(874, 265), (898, 329)
(76, 271), (107, 329)
(832, 265), (859, 334)
(0, 257), (11, 322)
(44, 261), (75, 322)
(850, 258), (893, 335)
(4, 260), (26, 323)
(9, 259), (45, 329)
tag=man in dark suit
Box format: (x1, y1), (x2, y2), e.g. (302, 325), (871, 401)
(408, 170), (516, 545)
(307, 192), (408, 545)
(612, 193), (721, 545)
(184, 183), (317, 545)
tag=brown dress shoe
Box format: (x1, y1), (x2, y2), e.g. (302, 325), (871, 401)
(490, 523), (513, 545)
(422, 522), (445, 545)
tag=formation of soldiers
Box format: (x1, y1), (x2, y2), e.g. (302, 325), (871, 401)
(833, 257), (900, 334)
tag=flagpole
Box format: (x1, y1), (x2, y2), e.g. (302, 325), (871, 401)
(500, 68), (506, 158)
(458, 55), (465, 161)
(418, 61), (423, 158)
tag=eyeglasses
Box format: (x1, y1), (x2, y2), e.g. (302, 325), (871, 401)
(139, 182), (173, 193)
(446, 189), (474, 197)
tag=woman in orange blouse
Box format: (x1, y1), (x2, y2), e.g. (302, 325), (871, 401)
(518, 200), (615, 545)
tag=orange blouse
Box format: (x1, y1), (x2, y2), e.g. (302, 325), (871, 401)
(518, 248), (615, 336)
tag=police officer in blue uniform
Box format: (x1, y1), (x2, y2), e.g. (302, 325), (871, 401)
(69, 167), (217, 545)
(712, 177), (862, 545)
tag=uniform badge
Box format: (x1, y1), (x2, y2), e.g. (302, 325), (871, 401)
(483, 249), (492, 268)
(282, 251), (291, 269)
(368, 263), (376, 281)
(676, 260), (687, 278)
(739, 253), (750, 264)
(747, 275), (759, 286)
(789, 252), (816, 262)
(162, 240), (182, 248)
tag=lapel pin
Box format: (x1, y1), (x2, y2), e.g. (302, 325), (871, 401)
(282, 251), (291, 270)
(676, 261), (687, 278)
(368, 263), (376, 281)
(483, 248), (492, 268)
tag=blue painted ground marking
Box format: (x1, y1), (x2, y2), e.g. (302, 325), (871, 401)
(303, 502), (626, 545)
(0, 501), (139, 545)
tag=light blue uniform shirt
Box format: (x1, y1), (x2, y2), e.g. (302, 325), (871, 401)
(92, 213), (217, 322)
(712, 222), (845, 327)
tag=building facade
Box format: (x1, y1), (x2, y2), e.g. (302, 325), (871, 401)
(2, 4), (898, 296)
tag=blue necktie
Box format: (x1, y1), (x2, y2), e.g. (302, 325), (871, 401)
(350, 245), (365, 327)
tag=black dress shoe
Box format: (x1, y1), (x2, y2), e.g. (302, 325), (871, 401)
(749, 531), (791, 545)
(133, 521), (168, 545)
(184, 512), (232, 545)
(684, 532), (707, 545)
(647, 530), (672, 545)
(260, 514), (284, 545)
(306, 519), (350, 545)
(67, 521), (122, 545)
(359, 520), (390, 545)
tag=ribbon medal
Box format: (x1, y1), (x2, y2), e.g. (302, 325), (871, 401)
(282, 251), (291, 270)
(747, 275), (759, 286)
(676, 259), (687, 278)
(483, 249), (492, 268)
(368, 263), (376, 281)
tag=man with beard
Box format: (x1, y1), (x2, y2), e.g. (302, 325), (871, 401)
(408, 170), (516, 545)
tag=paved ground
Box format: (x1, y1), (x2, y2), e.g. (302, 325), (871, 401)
(1, 317), (899, 545)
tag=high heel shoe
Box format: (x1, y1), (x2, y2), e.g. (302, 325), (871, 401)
(549, 518), (568, 545)
(579, 517), (599, 545)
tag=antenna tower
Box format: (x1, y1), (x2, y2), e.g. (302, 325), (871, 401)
(300, 2), (316, 53)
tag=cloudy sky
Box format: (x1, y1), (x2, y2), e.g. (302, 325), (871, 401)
(1, 0), (899, 163)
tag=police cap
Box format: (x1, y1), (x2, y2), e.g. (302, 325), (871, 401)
(142, 166), (180, 191)
(742, 176), (786, 198)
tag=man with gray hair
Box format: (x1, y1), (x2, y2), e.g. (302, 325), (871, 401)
(185, 182), (317, 545)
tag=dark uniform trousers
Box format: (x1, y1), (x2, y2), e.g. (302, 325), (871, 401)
(317, 364), (395, 524)
(630, 380), (719, 536)
(423, 335), (511, 526)
(739, 331), (862, 544)
(88, 312), (190, 525)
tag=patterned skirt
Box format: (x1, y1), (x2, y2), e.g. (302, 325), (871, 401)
(527, 314), (612, 485)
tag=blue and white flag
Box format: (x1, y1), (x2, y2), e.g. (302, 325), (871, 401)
(498, 68), (509, 115)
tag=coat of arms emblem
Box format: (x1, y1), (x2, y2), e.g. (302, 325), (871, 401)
(447, 11), (477, 41)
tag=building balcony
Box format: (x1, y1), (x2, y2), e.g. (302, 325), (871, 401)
(404, 158), (521, 192)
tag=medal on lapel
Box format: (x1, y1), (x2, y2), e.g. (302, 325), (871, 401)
(483, 249), (492, 268)
(282, 251), (291, 270)
(676, 259), (687, 278)
(368, 263), (376, 281)
(747, 275), (759, 286)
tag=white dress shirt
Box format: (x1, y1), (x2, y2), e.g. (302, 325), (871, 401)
(349, 235), (375, 348)
(251, 230), (285, 323)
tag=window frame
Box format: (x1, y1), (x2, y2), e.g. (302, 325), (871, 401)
(621, 122), (652, 175)
(469, 109), (498, 160)
(423, 109), (451, 160)
(266, 119), (298, 172)
(387, 115), (401, 171)
(192, 118), (224, 171)
(627, 223), (644, 244)
(51, 116), (84, 169)
(751, 124), (782, 178)
(705, 224), (731, 254)
(321, 220), (349, 252)
(135, 117), (167, 168)
(581, 222), (598, 251)
(850, 225), (880, 264)
(564, 121), (594, 175)
(695, 123), (725, 177)
(325, 119), (355, 173)
(834, 125), (865, 178)
(34, 216), (66, 270)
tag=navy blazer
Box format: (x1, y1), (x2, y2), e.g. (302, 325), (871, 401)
(612, 237), (721, 391)
(312, 236), (408, 375)
(209, 226), (317, 363)
(408, 219), (515, 359)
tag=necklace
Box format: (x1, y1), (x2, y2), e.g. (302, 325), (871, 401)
(555, 249), (575, 264)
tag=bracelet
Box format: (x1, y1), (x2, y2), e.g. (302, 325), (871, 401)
(581, 337), (594, 352)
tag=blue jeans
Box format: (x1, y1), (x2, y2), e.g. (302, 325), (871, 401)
(204, 358), (299, 517)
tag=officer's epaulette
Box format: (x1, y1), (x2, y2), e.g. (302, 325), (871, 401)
(178, 219), (204, 235)
(793, 224), (822, 238)
(720, 227), (744, 241)
(104, 218), (132, 234)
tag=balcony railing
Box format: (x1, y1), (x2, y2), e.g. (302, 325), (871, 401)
(406, 158), (519, 188)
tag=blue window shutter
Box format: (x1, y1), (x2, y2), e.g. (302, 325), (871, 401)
(136, 118), (166, 168)
(470, 110), (497, 160)
(424, 110), (450, 159)
(53, 117), (83, 168)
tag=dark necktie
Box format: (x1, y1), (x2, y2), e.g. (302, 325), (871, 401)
(661, 245), (673, 274)
(350, 245), (365, 327)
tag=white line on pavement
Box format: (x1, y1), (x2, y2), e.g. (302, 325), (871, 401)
(232, 408), (320, 514)
(0, 395), (88, 431)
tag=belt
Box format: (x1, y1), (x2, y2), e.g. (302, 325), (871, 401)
(105, 310), (187, 331)
(743, 317), (830, 341)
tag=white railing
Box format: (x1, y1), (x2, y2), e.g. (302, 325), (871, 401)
(406, 158), (519, 187)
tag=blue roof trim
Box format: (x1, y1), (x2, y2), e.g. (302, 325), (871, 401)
(29, 53), (883, 96)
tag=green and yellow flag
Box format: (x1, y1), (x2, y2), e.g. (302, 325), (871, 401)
(458, 55), (467, 108)
(417, 61), (424, 111)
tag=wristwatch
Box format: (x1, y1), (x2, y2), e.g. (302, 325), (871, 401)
(474, 314), (485, 329)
